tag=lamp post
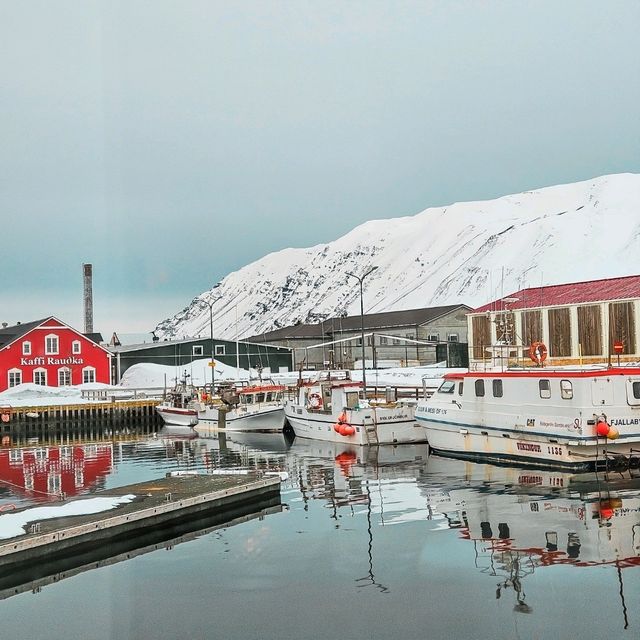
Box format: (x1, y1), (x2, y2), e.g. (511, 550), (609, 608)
(205, 298), (222, 396)
(346, 266), (378, 395)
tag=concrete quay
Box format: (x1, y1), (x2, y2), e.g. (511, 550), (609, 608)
(0, 473), (282, 574)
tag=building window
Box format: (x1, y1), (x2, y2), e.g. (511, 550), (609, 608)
(539, 379), (551, 399)
(405, 333), (413, 340)
(82, 367), (96, 384)
(45, 334), (59, 355)
(8, 369), (22, 388)
(448, 333), (459, 343)
(493, 379), (503, 398)
(215, 345), (225, 356)
(475, 379), (485, 397)
(380, 336), (388, 345)
(33, 368), (47, 386)
(427, 333), (439, 342)
(560, 380), (573, 400)
(192, 345), (204, 356)
(393, 337), (401, 345)
(22, 341), (31, 355)
(58, 367), (72, 386)
(72, 340), (81, 354)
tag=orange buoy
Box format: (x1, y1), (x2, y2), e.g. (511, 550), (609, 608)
(337, 411), (348, 424)
(596, 421), (610, 437)
(607, 425), (620, 440)
(333, 423), (342, 433)
(340, 424), (355, 436)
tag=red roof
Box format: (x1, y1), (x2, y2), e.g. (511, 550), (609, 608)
(472, 274), (640, 313)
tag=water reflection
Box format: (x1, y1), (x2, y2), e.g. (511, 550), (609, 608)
(3, 429), (640, 636)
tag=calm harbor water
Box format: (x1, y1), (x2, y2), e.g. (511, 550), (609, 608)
(1, 426), (640, 640)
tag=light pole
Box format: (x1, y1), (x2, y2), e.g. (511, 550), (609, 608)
(346, 266), (378, 395)
(205, 298), (222, 397)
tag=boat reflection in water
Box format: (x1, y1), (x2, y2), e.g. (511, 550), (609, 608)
(422, 455), (640, 626)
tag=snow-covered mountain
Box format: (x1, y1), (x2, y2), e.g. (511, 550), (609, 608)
(155, 173), (640, 340)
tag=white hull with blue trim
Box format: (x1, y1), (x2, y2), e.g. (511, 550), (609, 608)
(416, 365), (640, 469)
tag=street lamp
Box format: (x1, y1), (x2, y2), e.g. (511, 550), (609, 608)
(204, 297), (222, 396)
(346, 266), (378, 395)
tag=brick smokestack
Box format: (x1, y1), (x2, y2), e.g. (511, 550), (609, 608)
(83, 263), (94, 333)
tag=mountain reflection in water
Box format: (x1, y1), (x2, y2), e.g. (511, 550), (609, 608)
(1, 428), (640, 639)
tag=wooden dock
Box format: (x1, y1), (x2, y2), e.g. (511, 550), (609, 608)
(0, 399), (162, 446)
(0, 472), (281, 578)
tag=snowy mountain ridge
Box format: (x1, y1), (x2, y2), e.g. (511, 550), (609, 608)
(155, 173), (640, 340)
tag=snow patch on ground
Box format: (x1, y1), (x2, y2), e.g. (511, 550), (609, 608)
(0, 494), (137, 539)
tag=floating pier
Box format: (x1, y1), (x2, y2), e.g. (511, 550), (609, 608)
(0, 473), (281, 579)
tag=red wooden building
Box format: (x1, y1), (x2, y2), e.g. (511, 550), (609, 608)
(0, 316), (111, 392)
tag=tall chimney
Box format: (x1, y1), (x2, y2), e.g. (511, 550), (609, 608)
(83, 263), (94, 333)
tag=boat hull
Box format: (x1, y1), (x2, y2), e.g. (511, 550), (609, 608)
(155, 406), (198, 428)
(194, 406), (285, 434)
(417, 416), (640, 470)
(284, 403), (426, 445)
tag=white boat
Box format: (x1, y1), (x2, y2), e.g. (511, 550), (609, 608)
(416, 357), (640, 470)
(191, 380), (286, 434)
(155, 377), (200, 428)
(283, 371), (425, 445)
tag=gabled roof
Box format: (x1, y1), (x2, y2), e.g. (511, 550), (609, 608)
(324, 305), (471, 332)
(244, 324), (327, 343)
(472, 274), (640, 313)
(244, 305), (471, 343)
(0, 317), (109, 353)
(0, 318), (49, 349)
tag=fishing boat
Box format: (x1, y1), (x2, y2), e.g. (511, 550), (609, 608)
(283, 371), (425, 445)
(415, 344), (640, 470)
(191, 380), (286, 434)
(155, 375), (200, 428)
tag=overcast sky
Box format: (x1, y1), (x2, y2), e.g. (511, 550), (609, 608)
(2, 1), (639, 335)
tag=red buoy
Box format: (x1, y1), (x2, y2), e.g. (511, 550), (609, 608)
(333, 423), (342, 433)
(341, 424), (355, 436)
(596, 421), (610, 437)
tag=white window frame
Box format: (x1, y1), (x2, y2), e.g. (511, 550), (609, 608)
(22, 341), (31, 355)
(33, 368), (47, 386)
(72, 340), (81, 354)
(82, 366), (96, 384)
(8, 368), (22, 388)
(215, 345), (226, 356)
(192, 345), (204, 356)
(45, 334), (59, 355)
(448, 333), (459, 343)
(58, 367), (72, 386)
(380, 336), (388, 345)
(427, 333), (439, 342)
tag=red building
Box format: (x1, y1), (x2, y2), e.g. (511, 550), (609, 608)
(0, 316), (112, 392)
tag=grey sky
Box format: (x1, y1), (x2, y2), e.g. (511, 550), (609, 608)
(2, 1), (639, 333)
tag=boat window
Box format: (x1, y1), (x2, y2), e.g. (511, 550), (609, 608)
(458, 381), (463, 396)
(633, 382), (640, 399)
(475, 379), (485, 397)
(346, 392), (359, 409)
(244, 394), (253, 404)
(256, 393), (265, 403)
(560, 380), (573, 400)
(492, 379), (503, 398)
(438, 380), (455, 394)
(539, 379), (551, 399)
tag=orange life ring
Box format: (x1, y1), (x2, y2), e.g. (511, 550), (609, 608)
(529, 341), (548, 364)
(308, 393), (323, 409)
